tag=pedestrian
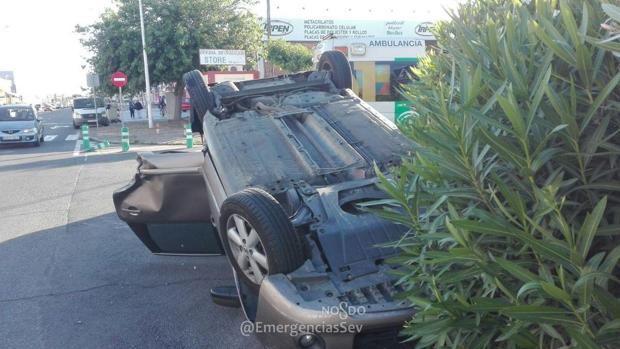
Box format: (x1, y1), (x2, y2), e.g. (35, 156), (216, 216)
(129, 100), (135, 119)
(158, 95), (166, 117)
(134, 100), (143, 118)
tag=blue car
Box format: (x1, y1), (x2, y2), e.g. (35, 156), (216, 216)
(0, 104), (45, 146)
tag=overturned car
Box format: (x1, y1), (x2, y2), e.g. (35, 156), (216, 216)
(113, 51), (414, 349)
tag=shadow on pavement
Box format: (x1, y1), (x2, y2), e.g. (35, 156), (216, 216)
(0, 150), (140, 173)
(0, 212), (258, 349)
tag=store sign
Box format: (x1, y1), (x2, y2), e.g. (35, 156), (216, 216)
(415, 22), (434, 36)
(263, 19), (435, 42)
(199, 49), (246, 65)
(265, 20), (294, 36)
(319, 37), (426, 62)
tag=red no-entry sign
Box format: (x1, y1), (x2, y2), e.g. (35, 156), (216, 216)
(111, 71), (128, 87)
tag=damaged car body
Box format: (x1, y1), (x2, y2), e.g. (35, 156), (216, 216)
(113, 51), (414, 349)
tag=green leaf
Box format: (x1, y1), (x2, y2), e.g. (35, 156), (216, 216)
(495, 257), (538, 283)
(566, 327), (602, 349)
(479, 129), (527, 169)
(541, 281), (572, 305)
(601, 245), (620, 274)
(602, 3), (620, 22)
(503, 305), (580, 326)
(560, 0), (581, 46)
(529, 20), (576, 65)
(517, 281), (542, 299)
(497, 91), (526, 137)
(583, 73), (620, 129)
(598, 319), (620, 335)
(453, 219), (573, 268)
(577, 197), (607, 259)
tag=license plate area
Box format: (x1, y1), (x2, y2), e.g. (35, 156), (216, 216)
(2, 135), (20, 141)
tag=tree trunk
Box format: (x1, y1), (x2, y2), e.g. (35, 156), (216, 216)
(172, 80), (184, 120)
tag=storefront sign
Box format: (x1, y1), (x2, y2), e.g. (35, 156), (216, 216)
(263, 19), (435, 42)
(199, 49), (246, 65)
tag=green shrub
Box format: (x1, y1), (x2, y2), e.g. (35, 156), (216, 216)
(267, 40), (312, 73)
(266, 39), (314, 72)
(369, 0), (620, 347)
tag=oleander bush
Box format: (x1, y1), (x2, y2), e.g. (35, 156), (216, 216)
(368, 0), (620, 347)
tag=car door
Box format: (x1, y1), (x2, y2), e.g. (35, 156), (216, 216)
(113, 150), (223, 255)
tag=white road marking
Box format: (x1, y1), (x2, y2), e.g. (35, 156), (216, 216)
(50, 125), (71, 130)
(73, 139), (81, 157)
(65, 134), (78, 141)
(44, 135), (57, 142)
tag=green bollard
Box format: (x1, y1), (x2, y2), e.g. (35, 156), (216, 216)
(185, 124), (193, 149)
(81, 125), (90, 150)
(121, 127), (130, 152)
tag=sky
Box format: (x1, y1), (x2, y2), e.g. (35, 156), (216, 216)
(0, 0), (459, 102)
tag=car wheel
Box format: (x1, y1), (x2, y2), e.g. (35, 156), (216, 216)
(183, 70), (215, 122)
(219, 188), (305, 291)
(318, 50), (353, 90)
(73, 121), (80, 129)
(102, 117), (110, 126)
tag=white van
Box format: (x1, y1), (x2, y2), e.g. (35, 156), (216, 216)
(71, 97), (109, 128)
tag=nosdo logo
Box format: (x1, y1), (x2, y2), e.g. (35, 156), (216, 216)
(264, 20), (294, 36)
(415, 22), (434, 36)
(321, 302), (367, 320)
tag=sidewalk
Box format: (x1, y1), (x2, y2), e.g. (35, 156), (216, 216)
(88, 119), (202, 146)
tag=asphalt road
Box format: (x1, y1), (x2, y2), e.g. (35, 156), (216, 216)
(0, 109), (260, 348)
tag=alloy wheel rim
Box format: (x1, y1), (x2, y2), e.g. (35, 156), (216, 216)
(226, 214), (268, 284)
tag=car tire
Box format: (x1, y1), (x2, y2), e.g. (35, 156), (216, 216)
(219, 188), (305, 291)
(318, 50), (353, 89)
(101, 117), (110, 126)
(183, 70), (215, 123)
(73, 121), (80, 129)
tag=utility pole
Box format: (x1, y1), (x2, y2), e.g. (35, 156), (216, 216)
(266, 0), (273, 77)
(138, 0), (153, 128)
(266, 0), (271, 42)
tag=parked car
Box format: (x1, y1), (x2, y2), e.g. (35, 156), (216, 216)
(113, 51), (414, 348)
(71, 97), (109, 128)
(0, 104), (45, 146)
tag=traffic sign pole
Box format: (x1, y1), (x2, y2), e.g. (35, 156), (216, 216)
(111, 72), (128, 127)
(119, 86), (123, 126)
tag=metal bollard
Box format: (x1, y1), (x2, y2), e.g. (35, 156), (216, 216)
(81, 125), (90, 150)
(185, 124), (193, 149)
(121, 127), (130, 152)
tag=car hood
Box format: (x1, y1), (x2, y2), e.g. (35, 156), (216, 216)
(74, 107), (106, 115)
(0, 120), (36, 131)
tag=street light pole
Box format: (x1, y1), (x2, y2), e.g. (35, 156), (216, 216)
(138, 0), (153, 128)
(266, 0), (273, 77)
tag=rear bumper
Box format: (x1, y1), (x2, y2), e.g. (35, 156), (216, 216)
(254, 275), (414, 349)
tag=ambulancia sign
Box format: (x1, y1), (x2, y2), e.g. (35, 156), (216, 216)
(318, 37), (426, 62)
(262, 19), (435, 42)
(199, 49), (246, 65)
